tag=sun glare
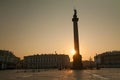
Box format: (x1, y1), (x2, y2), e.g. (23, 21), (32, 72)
(71, 49), (76, 55)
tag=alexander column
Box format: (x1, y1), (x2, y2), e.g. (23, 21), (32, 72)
(72, 9), (83, 69)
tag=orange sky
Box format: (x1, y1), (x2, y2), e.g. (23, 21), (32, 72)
(0, 0), (120, 61)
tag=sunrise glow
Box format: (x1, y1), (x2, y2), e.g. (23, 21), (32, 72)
(71, 49), (76, 55)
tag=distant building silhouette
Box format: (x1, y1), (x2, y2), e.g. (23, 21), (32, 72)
(72, 9), (83, 69)
(82, 60), (95, 69)
(94, 51), (120, 68)
(23, 54), (70, 69)
(0, 50), (20, 69)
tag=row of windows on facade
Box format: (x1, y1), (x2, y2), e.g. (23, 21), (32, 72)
(24, 54), (69, 62)
(24, 56), (69, 63)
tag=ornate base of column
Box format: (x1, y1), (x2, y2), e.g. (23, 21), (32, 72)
(73, 54), (83, 70)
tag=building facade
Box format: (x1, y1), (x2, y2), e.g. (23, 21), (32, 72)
(24, 54), (70, 69)
(0, 50), (20, 69)
(94, 51), (120, 68)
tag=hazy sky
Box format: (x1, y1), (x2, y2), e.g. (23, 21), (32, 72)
(0, 0), (120, 61)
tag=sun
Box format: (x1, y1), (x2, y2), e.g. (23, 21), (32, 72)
(71, 49), (76, 55)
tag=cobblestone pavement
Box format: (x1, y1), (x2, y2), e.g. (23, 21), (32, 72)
(0, 68), (120, 80)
